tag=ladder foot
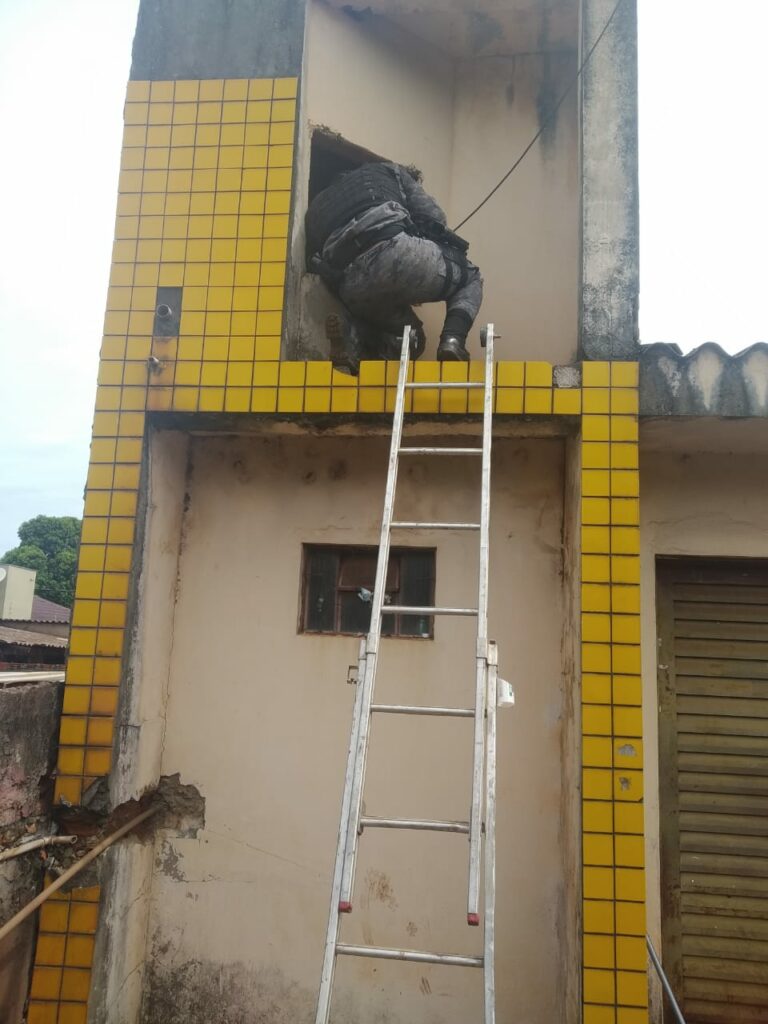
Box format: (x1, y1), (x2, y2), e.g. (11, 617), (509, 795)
(339, 901), (353, 914)
(467, 913), (480, 927)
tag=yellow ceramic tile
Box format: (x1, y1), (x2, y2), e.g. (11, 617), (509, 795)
(582, 555), (610, 583)
(269, 122), (293, 145)
(611, 556), (640, 585)
(276, 388), (303, 413)
(93, 658), (121, 686)
(583, 800), (613, 833)
(582, 585), (611, 613)
(583, 705), (613, 736)
(582, 362), (610, 387)
(273, 77), (298, 99)
(583, 767), (613, 799)
(614, 737), (642, 770)
(304, 388), (332, 413)
(610, 499), (639, 526)
(610, 444), (639, 470)
(331, 389), (358, 413)
(582, 470), (610, 497)
(584, 934), (615, 969)
(64, 935), (95, 969)
(583, 867), (615, 901)
(306, 361), (332, 385)
(495, 389), (523, 414)
(30, 966), (63, 1000)
(582, 526), (610, 554)
(611, 615), (640, 644)
(553, 388), (581, 415)
(582, 497), (610, 525)
(583, 969), (615, 1006)
(583, 833), (614, 866)
(248, 79), (274, 100)
(60, 967), (93, 1001)
(583, 415), (610, 441)
(583, 674), (611, 704)
(584, 1006), (616, 1024)
(523, 389), (553, 414)
(616, 971), (648, 1008)
(609, 471), (639, 499)
(90, 688), (119, 715)
(617, 1008), (648, 1024)
(583, 899), (615, 934)
(610, 416), (639, 442)
(582, 442), (610, 469)
(72, 601), (99, 628)
(614, 768), (643, 804)
(84, 749), (112, 776)
(251, 387), (277, 412)
(583, 388), (610, 414)
(54, 775), (83, 804)
(614, 706), (642, 736)
(357, 387), (385, 413)
(611, 363), (639, 387)
(58, 746), (85, 775)
(66, 658), (94, 685)
(28, 999), (60, 1024)
(615, 836), (644, 869)
(612, 644), (641, 676)
(614, 803), (644, 835)
(582, 613), (611, 642)
(35, 933), (67, 966)
(611, 389), (639, 414)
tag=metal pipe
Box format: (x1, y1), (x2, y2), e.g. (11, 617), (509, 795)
(0, 835), (76, 864)
(646, 935), (686, 1024)
(0, 805), (158, 944)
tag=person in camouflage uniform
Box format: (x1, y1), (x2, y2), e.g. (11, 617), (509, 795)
(305, 162), (483, 375)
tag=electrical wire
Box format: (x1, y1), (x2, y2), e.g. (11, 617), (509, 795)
(453, 0), (628, 232)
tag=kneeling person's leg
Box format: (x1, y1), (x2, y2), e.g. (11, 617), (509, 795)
(437, 262), (483, 363)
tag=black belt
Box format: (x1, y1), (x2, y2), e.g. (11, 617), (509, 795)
(328, 222), (405, 272)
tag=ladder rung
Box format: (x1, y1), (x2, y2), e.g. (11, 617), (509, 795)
(371, 704), (475, 718)
(399, 447), (482, 456)
(336, 944), (484, 968)
(391, 521), (480, 531)
(381, 605), (478, 616)
(405, 381), (485, 390)
(360, 816), (470, 834)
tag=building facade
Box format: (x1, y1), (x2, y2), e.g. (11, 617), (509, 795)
(20, 2), (768, 1023)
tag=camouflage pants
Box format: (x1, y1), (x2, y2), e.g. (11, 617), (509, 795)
(338, 233), (483, 343)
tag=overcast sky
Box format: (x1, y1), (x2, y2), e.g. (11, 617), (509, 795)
(0, 0), (766, 555)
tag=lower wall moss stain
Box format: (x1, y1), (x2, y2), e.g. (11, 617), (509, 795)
(139, 958), (395, 1024)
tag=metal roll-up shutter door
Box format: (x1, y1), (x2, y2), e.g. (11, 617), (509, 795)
(657, 559), (768, 1024)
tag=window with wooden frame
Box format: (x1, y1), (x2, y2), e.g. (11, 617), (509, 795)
(301, 545), (435, 638)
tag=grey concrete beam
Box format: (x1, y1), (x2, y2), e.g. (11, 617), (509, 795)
(130, 0), (306, 81)
(580, 0), (640, 361)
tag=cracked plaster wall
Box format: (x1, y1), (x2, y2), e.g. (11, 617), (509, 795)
(99, 428), (577, 1023)
(638, 450), (768, 1021)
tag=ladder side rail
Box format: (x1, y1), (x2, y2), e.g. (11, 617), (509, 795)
(484, 641), (498, 1024)
(315, 640), (368, 1024)
(468, 324), (495, 922)
(338, 326), (412, 909)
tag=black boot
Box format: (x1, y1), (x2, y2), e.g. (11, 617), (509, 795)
(437, 309), (472, 362)
(437, 334), (470, 362)
(325, 311), (362, 376)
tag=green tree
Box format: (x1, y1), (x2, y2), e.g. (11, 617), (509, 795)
(2, 515), (81, 607)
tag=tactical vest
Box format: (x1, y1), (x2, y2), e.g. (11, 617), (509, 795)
(305, 163), (407, 259)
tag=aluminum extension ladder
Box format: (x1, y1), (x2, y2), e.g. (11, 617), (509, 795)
(315, 323), (502, 1024)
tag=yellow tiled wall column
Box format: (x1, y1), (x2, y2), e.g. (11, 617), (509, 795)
(581, 362), (647, 1024)
(28, 73), (645, 1023)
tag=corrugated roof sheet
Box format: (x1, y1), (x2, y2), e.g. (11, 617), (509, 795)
(640, 342), (768, 417)
(0, 625), (68, 648)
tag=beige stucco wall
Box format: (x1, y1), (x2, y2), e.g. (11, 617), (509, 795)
(291, 0), (579, 364)
(106, 427), (577, 1022)
(639, 441), (768, 1020)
